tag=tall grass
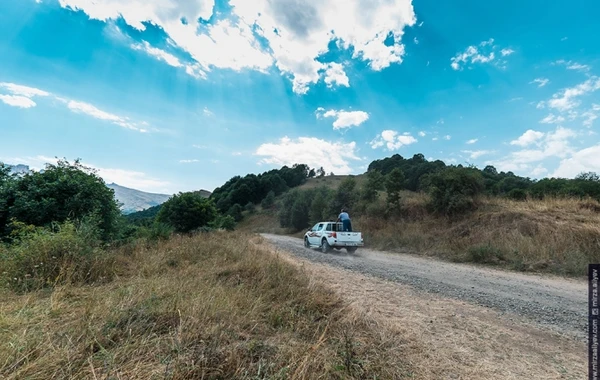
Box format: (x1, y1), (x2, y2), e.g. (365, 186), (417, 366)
(0, 232), (411, 379)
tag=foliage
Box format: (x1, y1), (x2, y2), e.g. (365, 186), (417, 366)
(227, 203), (244, 222)
(507, 188), (527, 201)
(385, 168), (405, 212)
(124, 204), (162, 226)
(157, 192), (218, 233)
(309, 187), (333, 224)
(428, 167), (485, 216)
(210, 164), (311, 214)
(3, 159), (120, 241)
(368, 153), (446, 191)
(329, 177), (358, 216)
(244, 202), (256, 214)
(261, 190), (276, 209)
(218, 215), (236, 231)
(0, 220), (114, 292)
(361, 169), (384, 202)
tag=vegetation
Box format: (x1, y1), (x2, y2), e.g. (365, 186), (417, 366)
(157, 192), (218, 233)
(0, 232), (409, 378)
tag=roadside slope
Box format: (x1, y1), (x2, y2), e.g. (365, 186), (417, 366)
(259, 234), (586, 379)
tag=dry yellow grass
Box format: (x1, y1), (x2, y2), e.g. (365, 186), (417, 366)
(241, 189), (600, 277)
(0, 232), (412, 379)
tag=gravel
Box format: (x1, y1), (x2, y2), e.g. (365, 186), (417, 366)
(261, 233), (588, 342)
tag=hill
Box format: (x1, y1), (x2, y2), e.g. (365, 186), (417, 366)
(107, 183), (174, 214)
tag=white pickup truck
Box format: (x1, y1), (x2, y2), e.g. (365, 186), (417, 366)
(303, 221), (364, 253)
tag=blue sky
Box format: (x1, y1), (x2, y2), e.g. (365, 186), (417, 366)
(1, 0), (599, 194)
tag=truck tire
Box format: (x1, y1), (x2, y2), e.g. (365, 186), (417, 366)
(346, 246), (357, 253)
(304, 237), (310, 248)
(321, 239), (331, 253)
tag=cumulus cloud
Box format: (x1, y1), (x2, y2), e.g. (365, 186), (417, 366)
(462, 150), (492, 159)
(370, 130), (417, 150)
(544, 76), (600, 112)
(539, 113), (566, 124)
(418, 131), (426, 137)
(530, 78), (549, 87)
(316, 107), (369, 130)
(450, 38), (513, 70)
(255, 136), (360, 174)
(582, 104), (600, 127)
(553, 60), (591, 72)
(553, 144), (600, 178)
(466, 138), (478, 144)
(495, 127), (577, 174)
(510, 129), (545, 147)
(58, 0), (416, 94)
(323, 62), (350, 88)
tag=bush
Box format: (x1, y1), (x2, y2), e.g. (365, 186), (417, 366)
(261, 191), (276, 209)
(0, 221), (115, 292)
(157, 192), (218, 233)
(218, 215), (236, 231)
(134, 222), (174, 241)
(507, 188), (527, 201)
(428, 167), (485, 216)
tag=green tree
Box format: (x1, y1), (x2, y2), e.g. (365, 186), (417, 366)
(330, 177), (357, 215)
(385, 168), (405, 211)
(362, 170), (384, 202)
(309, 187), (331, 223)
(227, 203), (243, 222)
(428, 167), (485, 216)
(0, 163), (17, 239)
(157, 192), (218, 233)
(261, 190), (275, 209)
(8, 159), (120, 241)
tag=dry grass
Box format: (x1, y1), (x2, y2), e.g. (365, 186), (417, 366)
(360, 195), (600, 277)
(0, 232), (412, 379)
(298, 175), (366, 191)
(241, 188), (600, 277)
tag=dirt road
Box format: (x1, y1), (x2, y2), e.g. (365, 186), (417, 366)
(260, 233), (587, 379)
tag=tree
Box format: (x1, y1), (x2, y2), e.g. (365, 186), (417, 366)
(261, 190), (276, 209)
(385, 168), (405, 211)
(309, 187), (331, 223)
(157, 192), (218, 233)
(316, 167), (326, 177)
(227, 203), (243, 222)
(362, 170), (384, 202)
(428, 167), (484, 216)
(308, 168), (316, 178)
(8, 159), (120, 241)
(330, 177), (357, 215)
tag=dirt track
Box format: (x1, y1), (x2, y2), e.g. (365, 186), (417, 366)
(260, 233), (587, 379)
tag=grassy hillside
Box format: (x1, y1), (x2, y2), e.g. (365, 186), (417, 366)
(238, 176), (600, 277)
(0, 232), (410, 379)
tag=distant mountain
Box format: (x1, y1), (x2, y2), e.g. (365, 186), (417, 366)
(7, 164), (31, 175)
(107, 183), (173, 215)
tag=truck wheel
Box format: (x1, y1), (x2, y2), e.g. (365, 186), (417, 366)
(321, 239), (331, 253)
(304, 237), (310, 248)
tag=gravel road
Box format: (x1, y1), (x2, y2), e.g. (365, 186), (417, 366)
(261, 233), (588, 342)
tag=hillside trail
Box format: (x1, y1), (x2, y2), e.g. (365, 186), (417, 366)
(259, 233), (587, 380)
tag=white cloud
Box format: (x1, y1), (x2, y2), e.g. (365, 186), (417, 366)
(496, 127), (577, 173)
(510, 129), (545, 147)
(462, 150), (492, 159)
(0, 95), (37, 108)
(179, 159), (199, 163)
(418, 131), (426, 137)
(444, 135), (451, 140)
(323, 62), (350, 88)
(0, 82), (50, 98)
(547, 76), (600, 112)
(131, 40), (207, 79)
(203, 107), (214, 117)
(530, 78), (549, 87)
(582, 104), (600, 127)
(531, 165), (548, 177)
(553, 59), (591, 72)
(232, 152), (242, 156)
(500, 48), (515, 56)
(316, 108), (369, 130)
(450, 38), (513, 70)
(66, 100), (148, 132)
(539, 113), (566, 124)
(466, 138), (478, 144)
(432, 137), (439, 141)
(414, 37), (419, 45)
(255, 136), (360, 174)
(370, 130), (417, 150)
(553, 145), (600, 178)
(59, 0), (416, 94)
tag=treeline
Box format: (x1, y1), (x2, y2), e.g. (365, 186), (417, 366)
(275, 154), (600, 231)
(209, 163), (314, 219)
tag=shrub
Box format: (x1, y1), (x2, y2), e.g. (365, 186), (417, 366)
(157, 192), (218, 233)
(218, 215), (236, 231)
(261, 190), (276, 209)
(507, 188), (527, 201)
(0, 221), (115, 292)
(428, 167), (485, 216)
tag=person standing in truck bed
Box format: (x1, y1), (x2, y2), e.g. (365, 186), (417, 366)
(337, 208), (352, 232)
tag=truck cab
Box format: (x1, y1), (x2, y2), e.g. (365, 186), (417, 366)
(304, 221), (364, 253)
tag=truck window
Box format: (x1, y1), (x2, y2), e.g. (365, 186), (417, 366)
(325, 223), (332, 231)
(317, 223), (324, 231)
(311, 223), (319, 231)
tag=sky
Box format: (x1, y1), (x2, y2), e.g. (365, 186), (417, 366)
(1, 0), (599, 194)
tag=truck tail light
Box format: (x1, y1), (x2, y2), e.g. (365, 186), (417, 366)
(332, 232), (337, 238)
